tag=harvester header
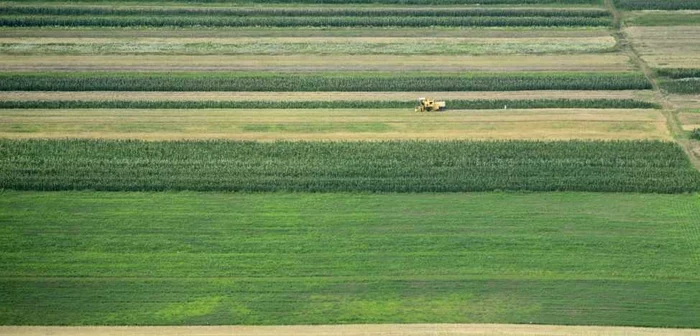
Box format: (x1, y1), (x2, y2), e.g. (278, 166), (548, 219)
(415, 97), (446, 112)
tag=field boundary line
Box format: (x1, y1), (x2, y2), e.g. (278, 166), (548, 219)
(2, 324), (700, 336)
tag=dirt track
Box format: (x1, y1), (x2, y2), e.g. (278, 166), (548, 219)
(2, 324), (699, 336)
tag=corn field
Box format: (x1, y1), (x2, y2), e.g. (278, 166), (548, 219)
(0, 72), (653, 92)
(0, 99), (661, 110)
(0, 7), (611, 18)
(661, 79), (700, 94)
(1, 140), (698, 193)
(615, 0), (700, 10)
(656, 68), (700, 79)
(22, 0), (603, 4)
(0, 16), (612, 27)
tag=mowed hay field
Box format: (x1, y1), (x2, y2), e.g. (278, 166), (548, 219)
(0, 108), (670, 140)
(2, 0), (700, 332)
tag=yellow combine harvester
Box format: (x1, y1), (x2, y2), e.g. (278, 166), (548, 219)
(415, 97), (446, 112)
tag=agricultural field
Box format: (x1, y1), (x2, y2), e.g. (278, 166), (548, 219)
(0, 108), (669, 140)
(1, 192), (700, 326)
(1, 0), (700, 334)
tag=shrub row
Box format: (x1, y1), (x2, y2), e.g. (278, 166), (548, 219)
(0, 7), (611, 18)
(0, 72), (653, 92)
(0, 99), (661, 109)
(1, 140), (698, 193)
(0, 16), (612, 27)
(615, 0), (700, 10)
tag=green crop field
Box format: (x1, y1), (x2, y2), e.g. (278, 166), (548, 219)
(1, 191), (699, 326)
(0, 72), (653, 91)
(2, 0), (700, 333)
(615, 0), (700, 10)
(0, 5), (613, 28)
(2, 140), (698, 193)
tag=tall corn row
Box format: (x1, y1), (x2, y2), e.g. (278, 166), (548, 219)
(1, 140), (698, 193)
(0, 73), (653, 91)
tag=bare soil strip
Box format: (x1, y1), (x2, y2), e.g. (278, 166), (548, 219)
(0, 90), (656, 102)
(0, 54), (632, 72)
(1, 324), (699, 336)
(0, 108), (669, 141)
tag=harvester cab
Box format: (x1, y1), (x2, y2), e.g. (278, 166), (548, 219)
(415, 97), (446, 112)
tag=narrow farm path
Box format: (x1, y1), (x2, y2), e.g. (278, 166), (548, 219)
(605, 0), (700, 168)
(3, 324), (700, 336)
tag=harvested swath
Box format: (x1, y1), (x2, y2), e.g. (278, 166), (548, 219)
(0, 16), (613, 27)
(0, 72), (653, 91)
(1, 140), (698, 193)
(0, 108), (668, 141)
(0, 39), (617, 56)
(0, 99), (661, 109)
(615, 0), (700, 10)
(0, 54), (633, 72)
(625, 27), (700, 69)
(0, 7), (611, 18)
(0, 28), (613, 38)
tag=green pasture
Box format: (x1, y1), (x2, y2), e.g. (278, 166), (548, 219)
(1, 191), (699, 326)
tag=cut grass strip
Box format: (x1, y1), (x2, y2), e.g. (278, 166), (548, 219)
(0, 39), (618, 56)
(0, 72), (653, 91)
(0, 108), (669, 141)
(0, 99), (661, 109)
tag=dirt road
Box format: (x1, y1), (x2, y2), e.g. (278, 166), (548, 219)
(2, 324), (699, 336)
